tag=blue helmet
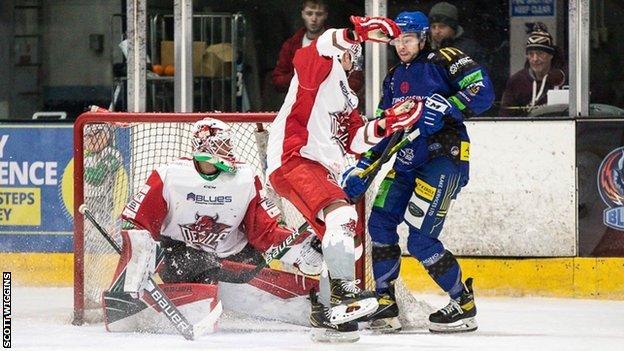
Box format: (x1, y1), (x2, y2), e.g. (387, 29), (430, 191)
(394, 11), (429, 35)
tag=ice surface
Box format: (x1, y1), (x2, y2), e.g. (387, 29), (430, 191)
(10, 287), (624, 351)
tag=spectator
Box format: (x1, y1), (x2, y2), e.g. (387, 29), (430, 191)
(500, 24), (566, 117)
(271, 0), (363, 94)
(428, 1), (486, 64)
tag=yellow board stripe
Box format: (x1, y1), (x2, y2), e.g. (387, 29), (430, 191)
(400, 256), (624, 300)
(5, 253), (624, 300)
(1, 253), (73, 286)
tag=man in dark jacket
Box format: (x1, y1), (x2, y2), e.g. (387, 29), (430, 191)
(500, 24), (566, 117)
(428, 2), (486, 65)
(272, 0), (363, 94)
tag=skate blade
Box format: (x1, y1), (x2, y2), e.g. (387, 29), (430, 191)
(310, 328), (359, 343)
(330, 297), (379, 325)
(367, 317), (402, 334)
(429, 317), (478, 334)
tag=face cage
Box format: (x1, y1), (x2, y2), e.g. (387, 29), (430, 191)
(192, 131), (237, 166)
(352, 51), (364, 71)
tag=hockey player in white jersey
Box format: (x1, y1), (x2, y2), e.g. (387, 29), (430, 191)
(102, 118), (322, 335)
(266, 16), (424, 342)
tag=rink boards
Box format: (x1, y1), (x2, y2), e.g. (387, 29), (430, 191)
(3, 119), (624, 298)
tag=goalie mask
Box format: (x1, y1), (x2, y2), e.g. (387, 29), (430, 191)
(191, 118), (237, 174)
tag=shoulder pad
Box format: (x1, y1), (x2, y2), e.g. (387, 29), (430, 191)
(427, 47), (479, 80)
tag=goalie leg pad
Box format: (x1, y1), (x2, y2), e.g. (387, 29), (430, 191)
(109, 230), (158, 294)
(104, 283), (222, 336)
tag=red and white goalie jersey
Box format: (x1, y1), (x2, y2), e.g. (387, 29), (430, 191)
(121, 158), (290, 257)
(266, 28), (383, 178)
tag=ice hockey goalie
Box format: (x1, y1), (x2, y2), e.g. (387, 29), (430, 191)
(102, 118), (323, 336)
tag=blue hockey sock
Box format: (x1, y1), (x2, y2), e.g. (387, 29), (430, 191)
(422, 250), (464, 300)
(371, 244), (402, 294)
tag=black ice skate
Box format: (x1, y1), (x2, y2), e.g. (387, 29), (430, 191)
(309, 289), (359, 343)
(329, 278), (379, 324)
(429, 277), (478, 333)
(364, 282), (402, 333)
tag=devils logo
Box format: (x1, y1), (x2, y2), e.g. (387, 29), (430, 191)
(329, 109), (350, 155)
(179, 213), (232, 249)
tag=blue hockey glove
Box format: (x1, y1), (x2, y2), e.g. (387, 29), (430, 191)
(420, 94), (459, 137)
(341, 152), (375, 200)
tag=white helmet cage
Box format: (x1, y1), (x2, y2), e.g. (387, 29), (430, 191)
(344, 42), (363, 71)
(191, 118), (237, 164)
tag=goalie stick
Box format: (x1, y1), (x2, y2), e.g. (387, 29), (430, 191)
(78, 204), (197, 340)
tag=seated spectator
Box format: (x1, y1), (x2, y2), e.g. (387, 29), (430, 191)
(500, 23), (566, 117)
(428, 1), (486, 63)
(271, 0), (363, 94)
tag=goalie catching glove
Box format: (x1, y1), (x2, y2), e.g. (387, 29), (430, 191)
(350, 16), (401, 43)
(276, 228), (323, 276)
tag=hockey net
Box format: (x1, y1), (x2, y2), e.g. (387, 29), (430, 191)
(72, 112), (431, 327)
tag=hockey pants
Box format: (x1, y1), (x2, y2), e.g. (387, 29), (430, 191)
(369, 156), (466, 299)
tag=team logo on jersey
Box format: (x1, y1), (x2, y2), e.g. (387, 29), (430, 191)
(329, 110), (350, 155)
(397, 147), (415, 164)
(187, 192), (233, 205)
(400, 81), (410, 94)
(467, 81), (485, 96)
(179, 213), (232, 249)
(597, 147), (624, 230)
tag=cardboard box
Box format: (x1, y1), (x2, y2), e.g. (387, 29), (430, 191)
(160, 41), (207, 76)
(202, 43), (233, 78)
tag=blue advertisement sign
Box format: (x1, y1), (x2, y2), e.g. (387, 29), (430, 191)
(0, 125), (74, 252)
(511, 0), (555, 17)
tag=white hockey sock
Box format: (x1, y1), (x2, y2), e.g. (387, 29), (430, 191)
(322, 205), (358, 281)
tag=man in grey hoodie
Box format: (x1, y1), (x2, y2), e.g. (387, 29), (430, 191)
(428, 2), (486, 64)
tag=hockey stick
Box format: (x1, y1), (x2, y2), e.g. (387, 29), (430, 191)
(359, 127), (421, 179)
(79, 204), (196, 340)
(349, 129), (412, 204)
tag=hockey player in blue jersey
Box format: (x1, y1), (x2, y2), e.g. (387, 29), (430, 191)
(343, 11), (494, 333)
